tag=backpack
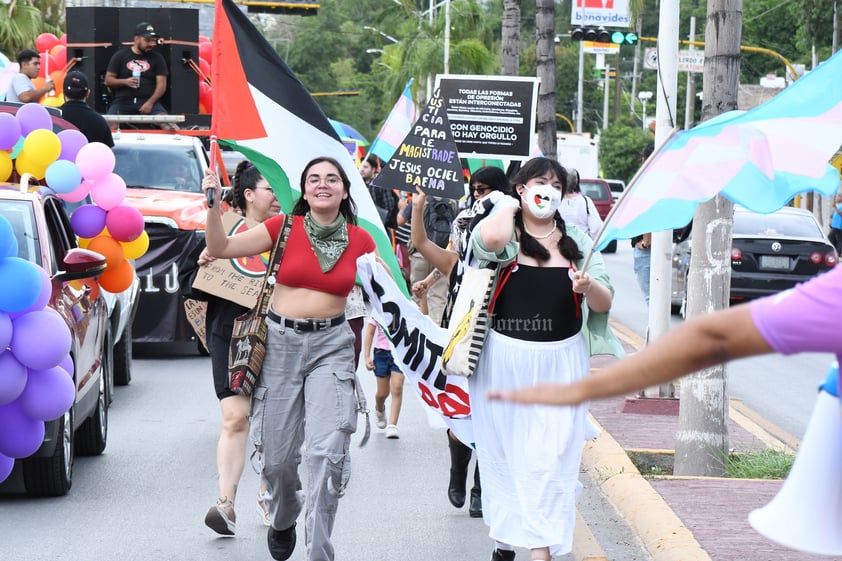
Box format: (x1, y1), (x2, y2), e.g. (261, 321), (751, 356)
(424, 198), (456, 249)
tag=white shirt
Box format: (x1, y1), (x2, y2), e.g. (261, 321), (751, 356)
(5, 73), (35, 103)
(558, 193), (602, 239)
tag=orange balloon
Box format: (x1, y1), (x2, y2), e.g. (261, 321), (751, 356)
(87, 235), (124, 270)
(38, 54), (59, 78)
(50, 70), (65, 94)
(50, 45), (67, 68)
(98, 259), (134, 293)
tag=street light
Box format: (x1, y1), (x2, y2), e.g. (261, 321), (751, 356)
(362, 25), (399, 44)
(638, 90), (653, 129)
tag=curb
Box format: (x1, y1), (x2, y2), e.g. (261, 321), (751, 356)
(581, 415), (712, 561)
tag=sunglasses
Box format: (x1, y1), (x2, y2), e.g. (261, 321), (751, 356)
(472, 186), (491, 194)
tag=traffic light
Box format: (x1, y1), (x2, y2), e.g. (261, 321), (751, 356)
(570, 27), (637, 45)
(611, 31), (639, 45)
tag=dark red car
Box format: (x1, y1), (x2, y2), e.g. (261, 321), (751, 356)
(579, 178), (617, 253)
(0, 186), (110, 496)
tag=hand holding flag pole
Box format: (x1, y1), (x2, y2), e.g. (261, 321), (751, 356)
(207, 135), (219, 208)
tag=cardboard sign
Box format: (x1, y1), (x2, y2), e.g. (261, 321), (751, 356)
(370, 89), (464, 200)
(435, 75), (539, 159)
(191, 212), (270, 308)
(183, 298), (208, 351)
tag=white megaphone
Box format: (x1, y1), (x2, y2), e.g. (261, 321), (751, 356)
(748, 389), (842, 556)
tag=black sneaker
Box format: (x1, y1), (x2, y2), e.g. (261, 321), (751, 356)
(267, 523), (296, 561)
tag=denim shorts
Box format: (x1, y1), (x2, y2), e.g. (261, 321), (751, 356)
(372, 348), (403, 378)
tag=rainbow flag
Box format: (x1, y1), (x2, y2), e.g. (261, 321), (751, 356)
(367, 79), (416, 164)
(210, 0), (404, 288)
(595, 49), (842, 252)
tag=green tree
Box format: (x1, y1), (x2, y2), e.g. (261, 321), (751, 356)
(598, 124), (651, 183)
(1, 0), (63, 56)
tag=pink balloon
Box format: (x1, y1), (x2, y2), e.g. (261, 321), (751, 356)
(75, 142), (115, 181)
(105, 205), (144, 242)
(71, 204), (107, 239)
(58, 177), (92, 204)
(16, 103), (52, 137)
(57, 129), (88, 162)
(0, 351), (28, 406)
(0, 401), (45, 459)
(0, 453), (13, 484)
(199, 42), (213, 64)
(89, 173), (126, 210)
(17, 366), (75, 422)
(9, 309), (72, 371)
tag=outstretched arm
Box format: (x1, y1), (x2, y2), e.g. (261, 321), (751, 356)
(488, 304), (773, 405)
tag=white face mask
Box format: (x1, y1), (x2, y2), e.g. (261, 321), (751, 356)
(523, 183), (561, 219)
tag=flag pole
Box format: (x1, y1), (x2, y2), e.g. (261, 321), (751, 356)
(581, 127), (680, 272)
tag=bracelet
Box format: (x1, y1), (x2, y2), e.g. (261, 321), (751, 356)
(432, 269), (441, 280)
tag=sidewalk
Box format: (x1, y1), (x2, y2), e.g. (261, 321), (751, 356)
(579, 321), (842, 561)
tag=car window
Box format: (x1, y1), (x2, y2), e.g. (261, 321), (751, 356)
(579, 181), (611, 202)
(0, 199), (41, 266)
(113, 144), (203, 193)
(734, 211), (823, 239)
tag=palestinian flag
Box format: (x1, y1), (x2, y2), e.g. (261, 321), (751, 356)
(211, 0), (404, 287)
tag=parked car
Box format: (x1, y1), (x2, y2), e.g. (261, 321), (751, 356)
(671, 206), (837, 314)
(578, 178), (617, 253)
(605, 179), (626, 202)
(0, 185), (110, 496)
(112, 131), (209, 347)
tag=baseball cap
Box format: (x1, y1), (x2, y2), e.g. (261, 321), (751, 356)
(63, 71), (89, 98)
(134, 22), (160, 38)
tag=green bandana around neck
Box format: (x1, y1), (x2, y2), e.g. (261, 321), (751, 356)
(303, 212), (349, 273)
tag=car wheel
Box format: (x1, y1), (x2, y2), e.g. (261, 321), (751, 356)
(75, 365), (108, 456)
(21, 408), (74, 497)
(113, 320), (132, 386)
(603, 239), (617, 254)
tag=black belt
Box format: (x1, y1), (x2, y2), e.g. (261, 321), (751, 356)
(267, 309), (345, 333)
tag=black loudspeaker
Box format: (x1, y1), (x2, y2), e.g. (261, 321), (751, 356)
(66, 7), (199, 115)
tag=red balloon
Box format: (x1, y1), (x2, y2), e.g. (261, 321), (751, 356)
(199, 42), (213, 65)
(199, 57), (211, 79)
(38, 54), (59, 78)
(35, 33), (60, 54)
(199, 82), (213, 114)
(199, 35), (211, 44)
(59, 34), (67, 45)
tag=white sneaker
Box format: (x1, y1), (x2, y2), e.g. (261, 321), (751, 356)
(374, 408), (387, 429)
(385, 424), (400, 439)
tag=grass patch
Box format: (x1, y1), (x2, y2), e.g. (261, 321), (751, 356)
(724, 449), (794, 479)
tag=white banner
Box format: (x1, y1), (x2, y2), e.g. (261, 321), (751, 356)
(357, 254), (475, 447)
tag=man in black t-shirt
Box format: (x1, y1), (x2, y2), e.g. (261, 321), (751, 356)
(104, 22), (175, 128)
(60, 71), (114, 147)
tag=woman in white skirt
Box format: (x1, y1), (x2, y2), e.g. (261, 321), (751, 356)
(468, 157), (621, 561)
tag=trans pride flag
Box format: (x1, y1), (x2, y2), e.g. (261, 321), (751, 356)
(367, 79), (416, 163)
(594, 49), (842, 252)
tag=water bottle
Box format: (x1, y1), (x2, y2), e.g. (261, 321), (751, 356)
(132, 69), (141, 88)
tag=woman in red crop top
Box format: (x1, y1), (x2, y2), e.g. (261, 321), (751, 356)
(463, 158), (616, 561)
(202, 156), (376, 561)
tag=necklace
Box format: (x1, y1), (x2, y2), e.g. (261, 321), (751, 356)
(523, 224), (557, 239)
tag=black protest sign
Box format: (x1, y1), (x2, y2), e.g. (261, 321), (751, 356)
(370, 90), (464, 200)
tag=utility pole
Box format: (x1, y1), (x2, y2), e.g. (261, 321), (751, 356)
(684, 17), (697, 129)
(643, 0), (679, 399)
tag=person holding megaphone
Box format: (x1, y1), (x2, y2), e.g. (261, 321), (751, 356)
(489, 265), (842, 556)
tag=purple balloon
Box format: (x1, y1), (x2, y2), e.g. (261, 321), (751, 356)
(57, 129), (88, 162)
(70, 204), (107, 239)
(0, 257), (42, 314)
(16, 103), (52, 137)
(10, 309), (71, 371)
(0, 401), (45, 459)
(58, 354), (73, 378)
(0, 452), (13, 483)
(0, 215), (18, 261)
(17, 366), (75, 422)
(0, 113), (22, 151)
(0, 351), (28, 405)
(0, 311), (11, 349)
